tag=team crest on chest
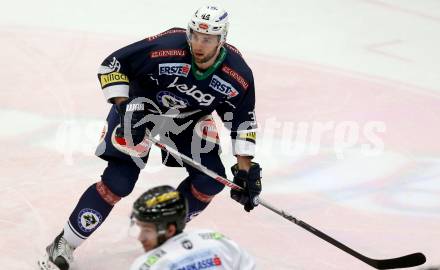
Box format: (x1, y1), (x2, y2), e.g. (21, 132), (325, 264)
(156, 91), (189, 109)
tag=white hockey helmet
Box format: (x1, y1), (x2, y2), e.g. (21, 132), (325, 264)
(187, 6), (229, 43)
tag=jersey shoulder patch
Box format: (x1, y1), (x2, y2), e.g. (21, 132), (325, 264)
(221, 45), (253, 91)
(220, 64), (250, 91)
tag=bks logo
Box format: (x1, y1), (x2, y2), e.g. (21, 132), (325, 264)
(209, 75), (238, 98)
(181, 239), (193, 250)
(159, 63), (191, 77)
(168, 77), (214, 106)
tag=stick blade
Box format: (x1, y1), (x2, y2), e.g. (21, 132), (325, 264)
(373, 253), (426, 269)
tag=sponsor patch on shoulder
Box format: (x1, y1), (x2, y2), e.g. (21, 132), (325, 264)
(221, 65), (249, 90)
(209, 75), (238, 98)
(99, 72), (129, 88)
(238, 132), (256, 142)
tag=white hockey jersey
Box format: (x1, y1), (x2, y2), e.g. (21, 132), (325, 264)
(129, 229), (256, 270)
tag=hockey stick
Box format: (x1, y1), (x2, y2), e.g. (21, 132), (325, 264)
(146, 136), (426, 269)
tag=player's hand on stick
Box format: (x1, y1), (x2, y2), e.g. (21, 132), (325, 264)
(115, 97), (148, 145)
(230, 162), (262, 212)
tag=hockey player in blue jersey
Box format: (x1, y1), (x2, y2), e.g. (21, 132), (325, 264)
(38, 5), (262, 270)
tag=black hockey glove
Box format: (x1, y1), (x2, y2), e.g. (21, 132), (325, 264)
(115, 97), (148, 145)
(230, 162), (262, 212)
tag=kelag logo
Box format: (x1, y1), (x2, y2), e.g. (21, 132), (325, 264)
(168, 77), (215, 106)
(159, 63), (191, 77)
(209, 75), (238, 98)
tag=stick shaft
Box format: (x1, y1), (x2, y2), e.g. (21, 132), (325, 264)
(147, 137), (425, 269)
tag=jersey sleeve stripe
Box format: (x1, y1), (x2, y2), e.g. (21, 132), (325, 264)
(232, 139), (256, 157)
(102, 84), (129, 102)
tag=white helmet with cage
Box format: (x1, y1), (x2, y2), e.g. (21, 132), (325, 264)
(187, 6), (229, 43)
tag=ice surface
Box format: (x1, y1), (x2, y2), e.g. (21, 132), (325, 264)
(0, 0), (439, 269)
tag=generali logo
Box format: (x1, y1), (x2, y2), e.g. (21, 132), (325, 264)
(150, 49), (186, 58)
(221, 65), (249, 90)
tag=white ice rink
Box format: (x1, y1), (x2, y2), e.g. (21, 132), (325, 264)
(1, 0), (439, 269)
